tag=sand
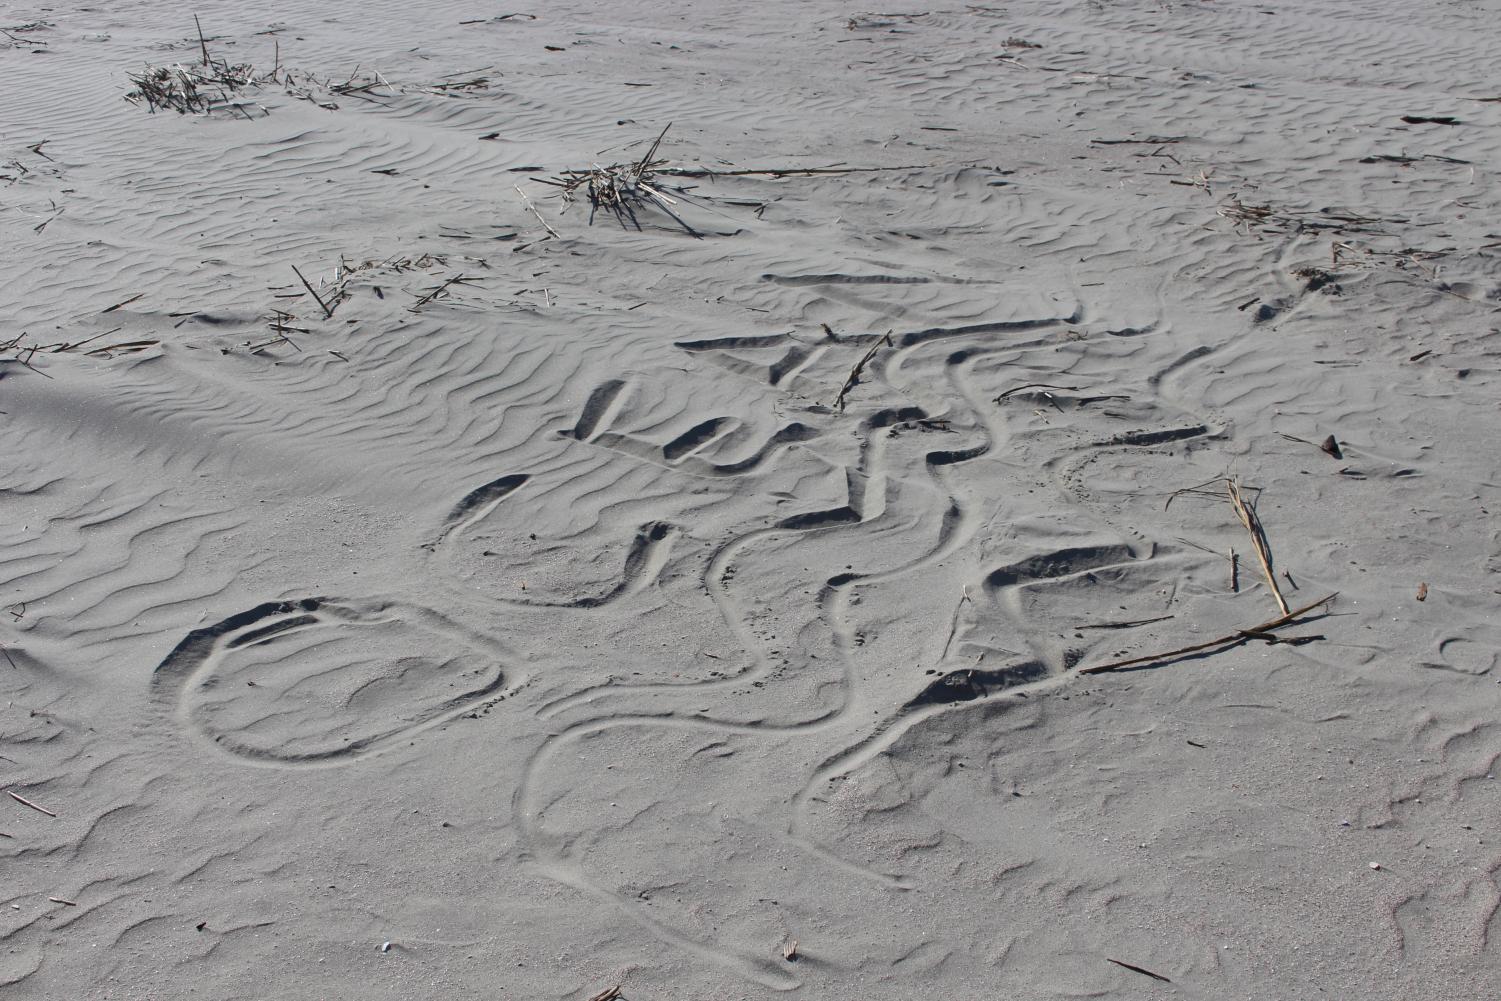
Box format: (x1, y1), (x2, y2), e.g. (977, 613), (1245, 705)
(3, 0), (1501, 997)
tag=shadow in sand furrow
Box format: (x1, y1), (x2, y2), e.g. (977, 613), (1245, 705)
(906, 661), (1051, 708)
(1097, 424), (1210, 447)
(430, 473), (530, 547)
(984, 544), (1140, 590)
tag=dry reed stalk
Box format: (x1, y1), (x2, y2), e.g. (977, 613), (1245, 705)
(7, 790), (56, 816)
(658, 163), (930, 179)
(832, 331), (893, 411)
(1079, 593), (1336, 675)
(291, 265), (335, 319)
(1226, 478), (1289, 615)
(514, 184), (560, 238)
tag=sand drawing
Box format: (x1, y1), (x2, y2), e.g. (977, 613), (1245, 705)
(4, 3), (1501, 999)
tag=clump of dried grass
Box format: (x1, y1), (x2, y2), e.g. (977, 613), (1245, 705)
(126, 61), (264, 115)
(125, 16), (271, 116)
(125, 18), (403, 117)
(534, 124), (696, 231)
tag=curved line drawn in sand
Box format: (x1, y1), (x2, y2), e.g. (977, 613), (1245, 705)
(505, 303), (1228, 987)
(153, 595), (522, 766)
(149, 293), (1251, 988)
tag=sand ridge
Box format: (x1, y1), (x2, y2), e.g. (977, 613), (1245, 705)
(3, 0), (1501, 998)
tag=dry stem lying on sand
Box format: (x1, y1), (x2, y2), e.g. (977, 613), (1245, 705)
(1079, 593), (1337, 674)
(1082, 477), (1333, 673)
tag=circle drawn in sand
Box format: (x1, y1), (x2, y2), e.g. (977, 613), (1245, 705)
(153, 596), (514, 764)
(1432, 637), (1497, 677)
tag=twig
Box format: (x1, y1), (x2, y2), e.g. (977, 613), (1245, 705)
(33, 206), (62, 233)
(410, 274), (481, 310)
(832, 331), (893, 411)
(101, 293), (144, 314)
(1278, 431), (1342, 459)
(1091, 135), (1187, 145)
(194, 14), (210, 67)
(635, 121), (671, 176)
(995, 381), (1082, 402)
(290, 265), (334, 319)
(659, 163), (933, 178)
(1073, 614), (1175, 631)
(48, 896), (77, 906)
(1226, 478), (1289, 615)
(7, 790), (57, 817)
(1079, 593), (1337, 675)
(514, 184), (559, 238)
(1106, 958), (1172, 983)
(1163, 476), (1225, 511)
(587, 988), (622, 1001)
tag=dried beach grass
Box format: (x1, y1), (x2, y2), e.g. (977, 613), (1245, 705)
(125, 16), (271, 116)
(125, 18), (399, 116)
(533, 124), (698, 233)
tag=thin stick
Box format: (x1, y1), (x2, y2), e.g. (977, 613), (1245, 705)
(1073, 614), (1175, 632)
(514, 184), (560, 238)
(8, 790), (57, 817)
(291, 265), (334, 319)
(658, 163), (934, 178)
(194, 14), (210, 67)
(1106, 958), (1172, 983)
(832, 331), (893, 411)
(101, 293), (144, 314)
(634, 121), (672, 176)
(48, 896), (77, 906)
(1227, 479), (1289, 615)
(1079, 593), (1336, 675)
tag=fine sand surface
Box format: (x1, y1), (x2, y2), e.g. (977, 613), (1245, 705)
(4, 1), (1501, 997)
